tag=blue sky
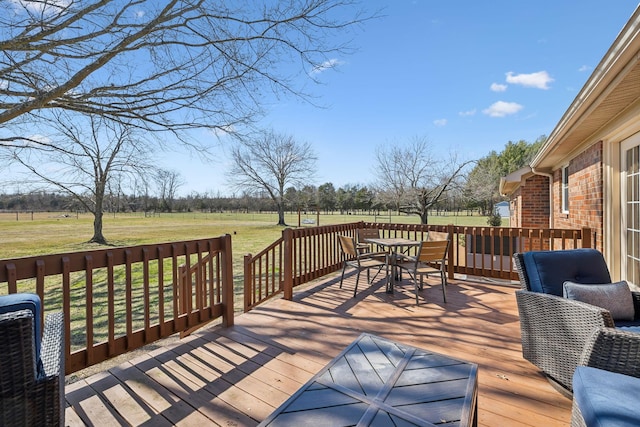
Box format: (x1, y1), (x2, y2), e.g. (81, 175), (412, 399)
(169, 1), (640, 196)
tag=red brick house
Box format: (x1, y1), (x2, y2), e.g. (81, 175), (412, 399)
(500, 6), (640, 287)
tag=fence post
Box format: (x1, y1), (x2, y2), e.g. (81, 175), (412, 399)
(447, 224), (455, 280)
(581, 227), (592, 249)
(243, 254), (252, 312)
(221, 233), (235, 327)
(283, 228), (294, 300)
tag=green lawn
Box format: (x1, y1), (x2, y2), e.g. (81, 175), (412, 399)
(0, 210), (504, 262)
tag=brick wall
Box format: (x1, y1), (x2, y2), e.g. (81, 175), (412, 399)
(521, 174), (550, 228)
(513, 142), (603, 250)
(551, 141), (603, 250)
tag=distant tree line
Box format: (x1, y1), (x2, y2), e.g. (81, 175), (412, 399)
(0, 137), (545, 217)
(0, 178), (500, 217)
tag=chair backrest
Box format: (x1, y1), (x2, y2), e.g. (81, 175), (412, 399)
(338, 234), (358, 257)
(0, 293), (42, 362)
(356, 228), (380, 243)
(417, 239), (449, 263)
(0, 309), (38, 387)
(514, 249), (612, 296)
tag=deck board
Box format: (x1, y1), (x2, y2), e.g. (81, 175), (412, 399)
(65, 273), (573, 426)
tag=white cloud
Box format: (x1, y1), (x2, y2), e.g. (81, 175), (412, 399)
(433, 118), (447, 127)
(578, 65), (592, 72)
(491, 83), (507, 92)
(311, 58), (343, 75)
(0, 79), (8, 90)
(506, 71), (554, 90)
(459, 109), (476, 117)
(482, 101), (523, 118)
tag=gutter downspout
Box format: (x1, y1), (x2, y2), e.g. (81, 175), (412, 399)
(531, 167), (554, 228)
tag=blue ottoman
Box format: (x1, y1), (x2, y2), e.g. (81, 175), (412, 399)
(573, 366), (640, 426)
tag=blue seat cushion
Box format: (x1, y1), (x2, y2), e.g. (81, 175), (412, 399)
(522, 249), (612, 296)
(0, 293), (44, 376)
(615, 324), (640, 331)
(573, 366), (640, 427)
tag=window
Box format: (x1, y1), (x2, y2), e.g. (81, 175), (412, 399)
(562, 166), (569, 213)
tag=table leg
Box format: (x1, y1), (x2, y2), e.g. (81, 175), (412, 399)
(386, 253), (395, 294)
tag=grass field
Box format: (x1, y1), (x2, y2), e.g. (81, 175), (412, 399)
(0, 210), (503, 262)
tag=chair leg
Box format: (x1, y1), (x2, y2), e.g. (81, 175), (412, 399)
(369, 265), (383, 283)
(440, 270), (447, 303)
(414, 274), (420, 305)
(354, 269), (361, 297)
(340, 263), (347, 288)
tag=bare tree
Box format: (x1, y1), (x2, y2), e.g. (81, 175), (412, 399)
(375, 137), (473, 224)
(0, 1), (371, 142)
(1, 111), (153, 244)
(155, 169), (185, 212)
(228, 130), (317, 225)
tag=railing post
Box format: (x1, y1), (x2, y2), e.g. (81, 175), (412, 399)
(243, 253), (252, 312)
(447, 224), (455, 280)
(221, 233), (234, 327)
(283, 228), (294, 300)
(581, 227), (592, 249)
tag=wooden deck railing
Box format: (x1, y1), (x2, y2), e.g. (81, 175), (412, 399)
(0, 235), (234, 374)
(0, 225), (593, 372)
(243, 222), (592, 310)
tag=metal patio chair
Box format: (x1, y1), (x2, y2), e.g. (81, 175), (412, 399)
(395, 239), (450, 304)
(338, 234), (388, 297)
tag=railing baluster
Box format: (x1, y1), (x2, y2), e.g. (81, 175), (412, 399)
(85, 255), (94, 366)
(157, 247), (165, 337)
(124, 249), (133, 348)
(62, 257), (71, 370)
(6, 263), (16, 294)
(142, 247), (150, 336)
(107, 252), (115, 357)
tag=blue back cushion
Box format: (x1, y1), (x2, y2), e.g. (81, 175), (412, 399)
(0, 293), (43, 365)
(522, 249), (611, 296)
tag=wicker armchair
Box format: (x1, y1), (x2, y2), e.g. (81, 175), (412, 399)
(0, 294), (65, 426)
(571, 327), (640, 426)
(513, 249), (640, 393)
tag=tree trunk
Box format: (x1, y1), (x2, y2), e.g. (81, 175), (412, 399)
(277, 205), (287, 226)
(89, 209), (107, 244)
(420, 211), (429, 225)
(89, 187), (108, 244)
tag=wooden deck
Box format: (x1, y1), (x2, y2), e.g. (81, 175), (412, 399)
(64, 272), (572, 426)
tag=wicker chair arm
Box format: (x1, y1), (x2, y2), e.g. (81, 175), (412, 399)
(579, 327), (640, 378)
(40, 312), (64, 379)
(513, 253), (531, 290)
(516, 290), (614, 391)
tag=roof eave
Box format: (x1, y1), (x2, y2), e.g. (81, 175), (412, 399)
(531, 5), (640, 170)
